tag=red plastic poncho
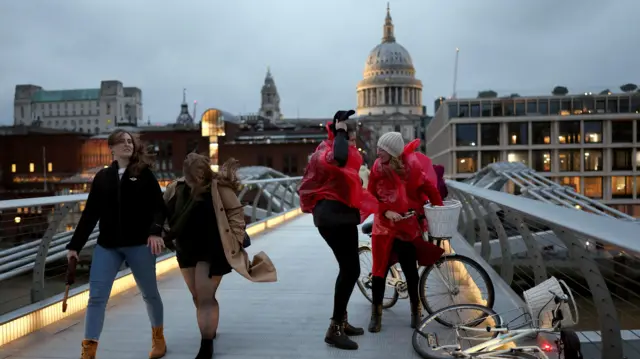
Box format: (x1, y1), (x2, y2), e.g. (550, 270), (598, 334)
(365, 142), (445, 278)
(299, 125), (377, 218)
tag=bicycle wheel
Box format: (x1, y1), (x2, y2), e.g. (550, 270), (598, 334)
(419, 254), (495, 325)
(412, 304), (502, 359)
(357, 246), (400, 309)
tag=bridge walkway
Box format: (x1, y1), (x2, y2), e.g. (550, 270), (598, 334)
(1, 214), (522, 359)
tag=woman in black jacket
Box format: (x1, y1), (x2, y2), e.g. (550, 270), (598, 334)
(65, 129), (168, 359)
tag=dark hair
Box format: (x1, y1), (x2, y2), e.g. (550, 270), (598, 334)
(107, 129), (155, 176)
(183, 153), (242, 196)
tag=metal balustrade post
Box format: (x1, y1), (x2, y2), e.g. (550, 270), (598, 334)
(503, 210), (547, 285)
(251, 186), (265, 223)
(458, 191), (492, 261)
(552, 227), (623, 359)
(31, 202), (73, 303)
(478, 199), (514, 285)
(237, 185), (250, 202)
(265, 183), (278, 217)
(448, 188), (477, 246)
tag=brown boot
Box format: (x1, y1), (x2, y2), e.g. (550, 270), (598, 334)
(80, 339), (98, 359)
(343, 312), (364, 336)
(149, 326), (167, 359)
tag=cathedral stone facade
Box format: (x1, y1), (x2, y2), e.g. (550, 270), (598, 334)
(355, 4), (429, 165)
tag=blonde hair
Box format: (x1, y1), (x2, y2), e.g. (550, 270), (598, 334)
(183, 153), (242, 196)
(389, 156), (405, 177)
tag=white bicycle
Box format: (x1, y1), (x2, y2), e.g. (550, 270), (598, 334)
(412, 277), (583, 359)
(357, 211), (495, 323)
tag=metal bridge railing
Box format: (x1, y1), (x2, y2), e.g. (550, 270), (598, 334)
(0, 176), (301, 317)
(447, 179), (640, 359)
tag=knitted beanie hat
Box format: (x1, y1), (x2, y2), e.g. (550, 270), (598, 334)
(377, 132), (404, 158)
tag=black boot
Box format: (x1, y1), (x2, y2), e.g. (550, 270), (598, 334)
(343, 312), (364, 336)
(411, 302), (422, 329)
(368, 304), (382, 333)
(195, 338), (213, 359)
(324, 319), (358, 350)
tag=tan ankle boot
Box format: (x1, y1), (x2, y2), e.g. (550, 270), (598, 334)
(81, 339), (98, 359)
(149, 326), (167, 359)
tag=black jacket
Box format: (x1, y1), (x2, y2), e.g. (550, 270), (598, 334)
(66, 161), (167, 252)
(312, 129), (361, 227)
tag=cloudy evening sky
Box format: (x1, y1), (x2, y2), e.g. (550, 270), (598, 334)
(1, 0), (639, 125)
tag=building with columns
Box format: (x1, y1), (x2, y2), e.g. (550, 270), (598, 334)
(13, 80), (142, 134)
(355, 4), (429, 165)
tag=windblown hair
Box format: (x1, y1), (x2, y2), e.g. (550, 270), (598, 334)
(107, 129), (155, 176)
(388, 156), (406, 177)
(183, 152), (242, 196)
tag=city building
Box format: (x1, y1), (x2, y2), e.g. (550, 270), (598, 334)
(426, 88), (640, 216)
(13, 80), (142, 134)
(258, 68), (282, 122)
(355, 4), (429, 164)
(0, 126), (93, 197)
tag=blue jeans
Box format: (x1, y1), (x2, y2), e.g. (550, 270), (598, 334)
(84, 244), (164, 340)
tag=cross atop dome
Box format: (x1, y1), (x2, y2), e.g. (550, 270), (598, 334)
(383, 2), (395, 43)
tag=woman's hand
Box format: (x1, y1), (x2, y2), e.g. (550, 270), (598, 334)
(147, 235), (165, 255)
(67, 250), (79, 262)
(384, 210), (402, 222)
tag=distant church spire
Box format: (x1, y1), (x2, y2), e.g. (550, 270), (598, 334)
(176, 88), (194, 125)
(382, 2), (395, 43)
(259, 67), (281, 121)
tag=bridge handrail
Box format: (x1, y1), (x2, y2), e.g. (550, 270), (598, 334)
(0, 176), (302, 307)
(446, 179), (638, 359)
(0, 176), (303, 211)
(446, 180), (640, 254)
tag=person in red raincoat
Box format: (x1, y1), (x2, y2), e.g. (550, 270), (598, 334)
(365, 132), (444, 333)
(298, 110), (376, 351)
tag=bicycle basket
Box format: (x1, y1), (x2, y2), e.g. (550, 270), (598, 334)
(424, 200), (462, 239)
(523, 276), (578, 329)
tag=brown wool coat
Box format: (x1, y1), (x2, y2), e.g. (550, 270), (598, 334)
(164, 178), (277, 283)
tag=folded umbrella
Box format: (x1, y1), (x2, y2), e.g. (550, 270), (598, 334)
(62, 256), (78, 313)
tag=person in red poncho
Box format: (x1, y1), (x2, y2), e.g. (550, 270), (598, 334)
(365, 132), (444, 333)
(298, 110), (372, 351)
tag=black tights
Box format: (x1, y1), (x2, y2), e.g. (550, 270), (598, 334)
(372, 239), (420, 307)
(318, 224), (361, 321)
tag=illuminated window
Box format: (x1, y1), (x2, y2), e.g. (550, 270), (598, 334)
(456, 151), (477, 173)
(47, 162), (53, 172)
(584, 149), (603, 171)
(532, 151), (551, 172)
(11, 164), (16, 173)
(584, 177), (603, 198)
(558, 150), (580, 172)
(29, 163), (35, 172)
(507, 151), (528, 165)
(558, 176), (580, 193)
(611, 176), (633, 199)
(584, 121), (602, 143)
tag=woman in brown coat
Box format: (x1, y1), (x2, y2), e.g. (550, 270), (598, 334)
(163, 153), (277, 358)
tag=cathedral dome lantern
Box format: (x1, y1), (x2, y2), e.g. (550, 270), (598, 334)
(356, 3), (423, 117)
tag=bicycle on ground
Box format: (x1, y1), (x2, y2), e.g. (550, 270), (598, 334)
(412, 276), (582, 359)
(357, 210), (495, 318)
